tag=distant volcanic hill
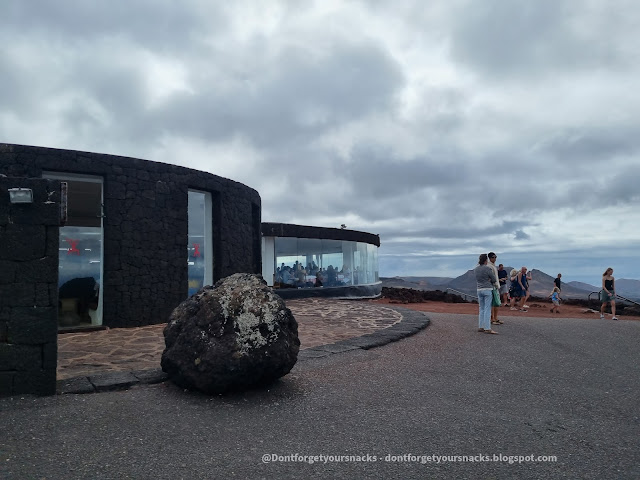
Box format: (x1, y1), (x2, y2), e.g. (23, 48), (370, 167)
(380, 277), (436, 290)
(614, 279), (640, 300)
(381, 268), (636, 300)
(567, 281), (599, 292)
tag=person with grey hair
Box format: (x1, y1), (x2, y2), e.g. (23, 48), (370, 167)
(475, 253), (498, 334)
(519, 267), (532, 311)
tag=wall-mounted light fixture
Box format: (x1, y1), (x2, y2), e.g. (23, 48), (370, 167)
(8, 188), (34, 204)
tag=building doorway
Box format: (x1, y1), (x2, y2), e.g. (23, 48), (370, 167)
(43, 173), (104, 329)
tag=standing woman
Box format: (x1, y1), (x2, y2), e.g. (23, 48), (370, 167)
(518, 267), (532, 311)
(509, 268), (521, 310)
(600, 268), (618, 320)
(475, 253), (498, 334)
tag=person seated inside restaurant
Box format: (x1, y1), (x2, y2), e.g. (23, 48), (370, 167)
(275, 267), (283, 284)
(341, 266), (351, 284)
(295, 265), (307, 287)
(281, 266), (296, 287)
(326, 265), (337, 286)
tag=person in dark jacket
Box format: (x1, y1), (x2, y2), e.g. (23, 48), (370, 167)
(554, 273), (562, 291)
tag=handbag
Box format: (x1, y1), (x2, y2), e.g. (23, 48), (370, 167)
(492, 287), (501, 307)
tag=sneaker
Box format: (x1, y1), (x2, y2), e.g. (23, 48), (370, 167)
(612, 316), (619, 321)
(519, 308), (528, 312)
(600, 314), (605, 319)
(523, 304), (530, 308)
(510, 307), (517, 311)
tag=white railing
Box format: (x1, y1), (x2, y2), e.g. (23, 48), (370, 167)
(446, 287), (477, 302)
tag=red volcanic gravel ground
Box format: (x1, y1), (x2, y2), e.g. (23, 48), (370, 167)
(369, 298), (640, 321)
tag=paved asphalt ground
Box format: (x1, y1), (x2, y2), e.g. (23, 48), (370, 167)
(1, 310), (638, 479)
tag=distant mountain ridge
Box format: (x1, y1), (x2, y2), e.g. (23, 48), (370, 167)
(566, 281), (599, 291)
(613, 279), (640, 300)
(381, 270), (640, 300)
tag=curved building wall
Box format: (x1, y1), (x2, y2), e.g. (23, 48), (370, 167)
(261, 222), (381, 299)
(0, 143), (261, 328)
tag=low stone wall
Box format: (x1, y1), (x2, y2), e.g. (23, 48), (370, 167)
(0, 177), (60, 396)
(277, 283), (382, 299)
(381, 287), (469, 304)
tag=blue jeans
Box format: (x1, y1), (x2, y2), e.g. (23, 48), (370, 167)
(478, 289), (493, 330)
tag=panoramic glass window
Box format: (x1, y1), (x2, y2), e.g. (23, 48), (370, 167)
(267, 236), (378, 288)
(368, 243), (380, 283)
(354, 242), (378, 284)
(188, 190), (212, 296)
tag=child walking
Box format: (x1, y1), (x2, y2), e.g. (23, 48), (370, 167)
(548, 286), (561, 314)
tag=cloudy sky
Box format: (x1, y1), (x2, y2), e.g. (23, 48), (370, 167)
(2, 0), (639, 284)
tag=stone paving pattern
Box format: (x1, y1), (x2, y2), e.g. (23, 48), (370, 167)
(57, 298), (403, 381)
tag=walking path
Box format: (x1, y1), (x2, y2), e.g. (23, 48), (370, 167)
(56, 298), (428, 393)
(6, 304), (639, 478)
(57, 296), (637, 394)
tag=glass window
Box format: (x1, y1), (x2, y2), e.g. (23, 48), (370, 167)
(267, 236), (379, 289)
(43, 173), (104, 329)
(262, 236), (276, 286)
(188, 190), (212, 296)
(368, 243), (380, 283)
(58, 226), (102, 327)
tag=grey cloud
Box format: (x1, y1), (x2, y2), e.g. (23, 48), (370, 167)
(449, 0), (636, 77)
(2, 0), (218, 53)
(1, 0), (639, 282)
(609, 167), (640, 204)
(50, 38), (404, 152)
(535, 127), (640, 164)
(344, 146), (462, 199)
(1, 12), (405, 153)
(379, 220), (531, 242)
(0, 52), (29, 112)
(151, 41), (405, 147)
(375, 220), (537, 264)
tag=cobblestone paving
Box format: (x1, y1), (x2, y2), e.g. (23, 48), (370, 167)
(57, 299), (402, 380)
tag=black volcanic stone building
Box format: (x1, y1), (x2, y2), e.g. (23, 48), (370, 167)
(0, 143), (383, 395)
(0, 143), (261, 331)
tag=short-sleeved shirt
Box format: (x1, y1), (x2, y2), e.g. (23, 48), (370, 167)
(498, 269), (508, 285)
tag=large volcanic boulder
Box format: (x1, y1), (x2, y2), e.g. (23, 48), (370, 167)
(161, 273), (300, 394)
